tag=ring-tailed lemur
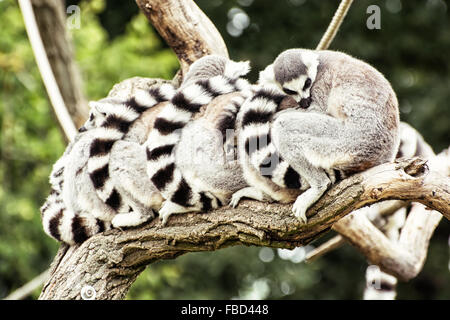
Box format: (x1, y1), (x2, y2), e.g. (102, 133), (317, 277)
(40, 134), (108, 244)
(85, 84), (175, 209)
(144, 55), (251, 224)
(40, 80), (175, 244)
(231, 49), (400, 223)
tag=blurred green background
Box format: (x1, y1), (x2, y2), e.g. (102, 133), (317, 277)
(0, 0), (448, 300)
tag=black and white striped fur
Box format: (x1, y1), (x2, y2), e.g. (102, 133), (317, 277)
(144, 55), (251, 224)
(230, 84), (347, 223)
(40, 134), (110, 244)
(86, 84), (175, 210)
(41, 83), (175, 245)
(232, 49), (401, 223)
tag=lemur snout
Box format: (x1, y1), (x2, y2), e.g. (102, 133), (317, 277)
(299, 97), (312, 109)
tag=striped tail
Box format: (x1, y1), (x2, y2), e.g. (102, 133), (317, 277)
(217, 94), (249, 160)
(40, 188), (109, 245)
(42, 158), (109, 245)
(146, 60), (251, 211)
(237, 86), (310, 190)
(87, 84), (176, 211)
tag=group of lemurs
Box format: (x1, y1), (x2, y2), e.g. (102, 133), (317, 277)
(40, 48), (428, 246)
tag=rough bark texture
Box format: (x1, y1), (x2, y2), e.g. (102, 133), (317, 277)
(39, 155), (450, 300)
(135, 0), (229, 77)
(32, 0), (88, 128)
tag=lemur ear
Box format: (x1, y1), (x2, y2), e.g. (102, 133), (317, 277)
(301, 51), (319, 70)
(88, 101), (103, 113)
(88, 100), (112, 116)
(258, 64), (276, 86)
(224, 60), (251, 78)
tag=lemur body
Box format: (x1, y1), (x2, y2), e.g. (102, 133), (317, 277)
(41, 56), (252, 243)
(231, 49), (400, 222)
(175, 93), (249, 205)
(85, 84), (175, 210)
(144, 55), (251, 224)
(41, 80), (175, 244)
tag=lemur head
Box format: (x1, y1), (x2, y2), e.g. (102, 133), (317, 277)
(259, 49), (319, 109)
(79, 98), (125, 132)
(182, 54), (250, 87)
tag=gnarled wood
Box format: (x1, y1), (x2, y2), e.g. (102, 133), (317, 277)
(135, 0), (229, 77)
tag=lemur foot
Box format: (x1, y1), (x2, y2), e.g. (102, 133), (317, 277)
(292, 197), (308, 224)
(291, 185), (329, 224)
(159, 200), (195, 226)
(111, 210), (155, 228)
(230, 187), (271, 208)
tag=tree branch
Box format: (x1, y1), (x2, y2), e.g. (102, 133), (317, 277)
(39, 153), (449, 299)
(135, 0), (229, 77)
(31, 0), (88, 128)
(18, 0), (78, 141)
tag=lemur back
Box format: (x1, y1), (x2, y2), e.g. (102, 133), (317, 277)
(144, 55), (251, 224)
(174, 93), (249, 205)
(85, 83), (175, 210)
(40, 80), (174, 245)
(231, 49), (400, 223)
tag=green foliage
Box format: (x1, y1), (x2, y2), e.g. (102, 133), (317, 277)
(69, 1), (178, 100)
(0, 0), (448, 300)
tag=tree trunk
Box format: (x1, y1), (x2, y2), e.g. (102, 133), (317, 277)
(32, 0), (88, 128)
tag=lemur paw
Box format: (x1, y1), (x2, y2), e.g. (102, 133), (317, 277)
(229, 192), (243, 208)
(159, 206), (174, 226)
(229, 187), (270, 208)
(158, 200), (190, 226)
(112, 210), (155, 228)
(292, 198), (308, 224)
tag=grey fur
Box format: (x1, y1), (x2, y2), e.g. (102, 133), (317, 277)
(273, 50), (307, 85)
(232, 49), (400, 222)
(145, 55), (251, 224)
(40, 80), (172, 244)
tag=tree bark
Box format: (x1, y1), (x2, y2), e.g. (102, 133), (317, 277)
(135, 0), (229, 77)
(31, 0), (88, 128)
(39, 155), (450, 299)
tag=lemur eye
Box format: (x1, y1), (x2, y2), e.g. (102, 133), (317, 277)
(282, 88), (297, 95)
(303, 78), (312, 90)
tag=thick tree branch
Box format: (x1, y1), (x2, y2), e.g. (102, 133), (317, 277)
(135, 0), (229, 77)
(308, 148), (449, 282)
(39, 154), (449, 299)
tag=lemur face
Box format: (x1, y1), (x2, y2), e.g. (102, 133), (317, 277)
(79, 98), (124, 132)
(272, 49), (319, 109)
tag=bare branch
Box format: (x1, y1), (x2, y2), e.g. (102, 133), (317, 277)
(305, 235), (345, 262)
(19, 0), (78, 141)
(334, 203), (442, 281)
(31, 0), (89, 128)
(3, 270), (49, 300)
(135, 0), (229, 76)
